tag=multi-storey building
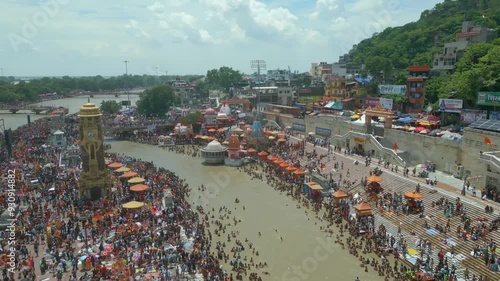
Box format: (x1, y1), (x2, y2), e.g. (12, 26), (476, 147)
(237, 86), (295, 107)
(169, 77), (194, 102)
(405, 65), (430, 113)
(266, 69), (292, 81)
(433, 21), (497, 73)
(310, 62), (332, 81)
(324, 74), (346, 98)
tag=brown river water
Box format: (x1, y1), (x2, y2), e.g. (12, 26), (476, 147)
(109, 141), (383, 281)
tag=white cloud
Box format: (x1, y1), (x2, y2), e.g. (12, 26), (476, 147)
(0, 0), (445, 76)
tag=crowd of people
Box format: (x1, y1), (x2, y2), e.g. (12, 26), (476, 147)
(1, 112), (499, 281)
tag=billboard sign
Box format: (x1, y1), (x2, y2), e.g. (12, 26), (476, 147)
(438, 99), (463, 113)
(315, 127), (331, 137)
(292, 123), (306, 132)
(378, 85), (406, 95)
(364, 97), (393, 110)
(489, 111), (500, 120)
(461, 109), (487, 123)
(477, 92), (500, 106)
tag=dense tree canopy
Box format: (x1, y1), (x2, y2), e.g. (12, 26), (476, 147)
(179, 111), (202, 125)
(100, 100), (122, 114)
(136, 85), (180, 117)
(0, 74), (203, 104)
(425, 40), (500, 108)
(349, 0), (500, 69)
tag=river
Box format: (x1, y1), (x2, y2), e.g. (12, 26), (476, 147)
(108, 141), (381, 281)
(2, 94), (140, 129)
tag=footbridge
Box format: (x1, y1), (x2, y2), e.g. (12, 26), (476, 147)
(0, 105), (55, 114)
(104, 122), (175, 133)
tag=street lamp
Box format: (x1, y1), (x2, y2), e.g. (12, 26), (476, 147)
(124, 60), (130, 108)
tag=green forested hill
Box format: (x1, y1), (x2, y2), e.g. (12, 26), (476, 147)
(351, 0), (499, 71)
(350, 0), (500, 108)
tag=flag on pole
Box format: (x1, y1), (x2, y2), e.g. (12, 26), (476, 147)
(350, 124), (352, 131)
(484, 136), (492, 145)
(338, 129), (340, 135)
(393, 142), (399, 152)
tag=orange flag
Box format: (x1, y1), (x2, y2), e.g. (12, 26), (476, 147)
(393, 142), (399, 152)
(350, 124), (353, 131)
(484, 136), (492, 145)
(338, 129), (341, 135)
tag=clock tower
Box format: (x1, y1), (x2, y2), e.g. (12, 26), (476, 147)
(77, 103), (111, 200)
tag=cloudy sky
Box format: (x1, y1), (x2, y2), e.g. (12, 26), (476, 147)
(1, 0), (442, 77)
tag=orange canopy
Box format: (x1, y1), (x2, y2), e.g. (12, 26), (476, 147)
(277, 138), (286, 142)
(267, 155), (276, 161)
(367, 175), (382, 183)
(286, 166), (297, 171)
(355, 202), (372, 212)
(120, 171), (138, 178)
(130, 184), (149, 192)
(294, 169), (305, 175)
(279, 162), (290, 168)
(248, 148), (257, 153)
(108, 162), (123, 169)
(258, 151), (268, 156)
(332, 189), (348, 199)
(404, 191), (424, 199)
(273, 159), (283, 165)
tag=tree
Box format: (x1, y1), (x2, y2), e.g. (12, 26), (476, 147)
(363, 56), (393, 79)
(180, 111), (202, 125)
(295, 74), (312, 87)
(205, 66), (242, 93)
(100, 100), (122, 114)
(136, 85), (180, 117)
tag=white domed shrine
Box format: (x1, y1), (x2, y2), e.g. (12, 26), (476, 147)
(200, 140), (227, 164)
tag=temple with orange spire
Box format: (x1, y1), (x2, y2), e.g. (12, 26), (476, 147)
(224, 134), (243, 167)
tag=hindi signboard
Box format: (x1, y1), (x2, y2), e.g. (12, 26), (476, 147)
(438, 99), (463, 113)
(364, 97), (393, 110)
(378, 85), (406, 95)
(461, 109), (487, 123)
(292, 123), (306, 132)
(477, 92), (500, 106)
(315, 127), (331, 137)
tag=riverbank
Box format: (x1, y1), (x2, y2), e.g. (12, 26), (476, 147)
(109, 141), (385, 281)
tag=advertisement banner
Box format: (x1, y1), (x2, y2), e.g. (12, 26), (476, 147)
(378, 85), (406, 95)
(461, 109), (487, 123)
(364, 97), (393, 110)
(292, 123), (306, 132)
(438, 99), (463, 113)
(489, 111), (500, 120)
(477, 92), (500, 106)
(315, 127), (331, 137)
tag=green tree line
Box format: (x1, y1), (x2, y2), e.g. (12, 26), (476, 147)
(0, 74), (203, 104)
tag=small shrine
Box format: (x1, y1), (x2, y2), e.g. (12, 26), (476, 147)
(200, 140), (227, 164)
(225, 134), (243, 167)
(51, 129), (67, 148)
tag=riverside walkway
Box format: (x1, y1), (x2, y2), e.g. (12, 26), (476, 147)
(290, 136), (499, 280)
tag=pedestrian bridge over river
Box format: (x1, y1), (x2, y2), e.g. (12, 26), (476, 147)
(0, 105), (55, 114)
(104, 122), (175, 133)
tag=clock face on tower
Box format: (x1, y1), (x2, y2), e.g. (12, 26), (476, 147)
(87, 130), (95, 138)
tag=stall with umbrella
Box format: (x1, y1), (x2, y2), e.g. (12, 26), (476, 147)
(130, 184), (149, 192)
(258, 151), (268, 161)
(120, 171), (138, 179)
(403, 191), (424, 214)
(115, 166), (130, 173)
(365, 175), (383, 201)
(128, 177), (145, 184)
(108, 162), (123, 169)
(354, 202), (374, 234)
(122, 201), (145, 209)
(332, 189), (348, 205)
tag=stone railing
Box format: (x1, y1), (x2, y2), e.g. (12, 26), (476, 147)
(480, 151), (500, 171)
(327, 131), (406, 167)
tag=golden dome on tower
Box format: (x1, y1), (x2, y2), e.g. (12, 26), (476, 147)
(78, 103), (103, 117)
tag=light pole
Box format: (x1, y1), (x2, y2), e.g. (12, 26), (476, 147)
(124, 60), (130, 108)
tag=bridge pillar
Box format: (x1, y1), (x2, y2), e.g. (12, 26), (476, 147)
(9, 109), (18, 114)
